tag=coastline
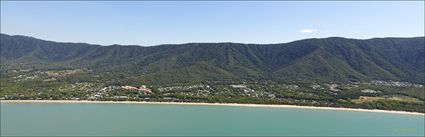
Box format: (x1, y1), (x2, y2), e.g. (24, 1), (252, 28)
(1, 100), (424, 116)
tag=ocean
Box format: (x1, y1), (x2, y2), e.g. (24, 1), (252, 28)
(1, 103), (424, 136)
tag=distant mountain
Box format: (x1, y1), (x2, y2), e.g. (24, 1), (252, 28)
(1, 33), (424, 84)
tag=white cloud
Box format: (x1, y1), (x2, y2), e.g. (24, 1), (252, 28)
(299, 29), (318, 34)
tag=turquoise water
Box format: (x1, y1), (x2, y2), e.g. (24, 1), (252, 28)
(1, 103), (424, 136)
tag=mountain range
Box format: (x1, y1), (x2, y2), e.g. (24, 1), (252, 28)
(1, 33), (424, 85)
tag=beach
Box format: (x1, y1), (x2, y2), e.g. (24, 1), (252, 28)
(1, 100), (424, 116)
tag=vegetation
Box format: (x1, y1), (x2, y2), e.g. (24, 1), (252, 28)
(0, 33), (424, 113)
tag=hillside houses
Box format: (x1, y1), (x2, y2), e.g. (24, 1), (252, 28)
(121, 85), (152, 94)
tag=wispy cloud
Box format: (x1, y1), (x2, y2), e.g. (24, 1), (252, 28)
(299, 29), (318, 34)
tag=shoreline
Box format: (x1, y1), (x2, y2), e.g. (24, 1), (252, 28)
(1, 100), (424, 116)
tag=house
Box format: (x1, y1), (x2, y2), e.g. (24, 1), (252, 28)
(121, 86), (138, 90)
(121, 85), (152, 94)
(138, 85), (152, 94)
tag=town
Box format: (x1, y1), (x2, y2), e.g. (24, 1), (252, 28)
(1, 68), (424, 113)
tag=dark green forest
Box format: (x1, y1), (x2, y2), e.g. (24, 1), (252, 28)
(1, 33), (424, 113)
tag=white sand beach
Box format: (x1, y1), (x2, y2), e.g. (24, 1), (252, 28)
(1, 100), (424, 116)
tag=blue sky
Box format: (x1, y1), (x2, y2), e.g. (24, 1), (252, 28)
(1, 1), (424, 46)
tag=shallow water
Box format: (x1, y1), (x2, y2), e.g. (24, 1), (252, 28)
(1, 103), (424, 136)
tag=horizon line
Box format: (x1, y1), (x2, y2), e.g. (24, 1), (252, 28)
(1, 33), (424, 47)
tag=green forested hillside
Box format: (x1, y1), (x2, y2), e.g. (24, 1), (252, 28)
(1, 33), (424, 112)
(2, 33), (423, 85)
